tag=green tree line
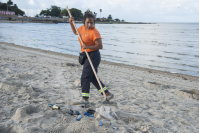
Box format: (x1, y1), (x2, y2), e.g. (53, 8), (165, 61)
(0, 0), (25, 15)
(0, 1), (124, 21)
(39, 6), (125, 22)
(40, 6), (83, 20)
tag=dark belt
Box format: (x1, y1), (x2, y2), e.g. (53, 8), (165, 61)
(83, 50), (98, 56)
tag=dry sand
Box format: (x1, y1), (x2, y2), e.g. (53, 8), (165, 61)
(0, 42), (199, 133)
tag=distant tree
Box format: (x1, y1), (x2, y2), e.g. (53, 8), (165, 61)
(96, 18), (101, 21)
(69, 8), (83, 20)
(7, 0), (13, 6)
(13, 4), (17, 8)
(94, 12), (97, 18)
(59, 8), (69, 17)
(107, 14), (112, 20)
(122, 20), (125, 22)
(39, 6), (83, 19)
(40, 9), (51, 16)
(0, 1), (24, 15)
(13, 8), (24, 15)
(99, 9), (102, 18)
(105, 19), (113, 22)
(115, 18), (120, 22)
(39, 5), (61, 17)
(10, 2), (24, 15)
(50, 5), (61, 17)
(0, 3), (8, 10)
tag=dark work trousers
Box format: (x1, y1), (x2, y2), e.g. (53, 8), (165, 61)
(81, 50), (108, 99)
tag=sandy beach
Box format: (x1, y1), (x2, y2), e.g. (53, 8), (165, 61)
(0, 42), (199, 133)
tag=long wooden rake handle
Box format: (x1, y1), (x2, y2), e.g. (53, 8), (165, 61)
(66, 6), (107, 100)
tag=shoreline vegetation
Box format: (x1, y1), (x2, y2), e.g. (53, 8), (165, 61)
(0, 1), (154, 24)
(0, 19), (155, 24)
(0, 14), (155, 24)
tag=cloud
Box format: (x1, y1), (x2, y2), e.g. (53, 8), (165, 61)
(28, 0), (35, 5)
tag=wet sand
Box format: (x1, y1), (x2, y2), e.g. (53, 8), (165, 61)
(0, 42), (199, 133)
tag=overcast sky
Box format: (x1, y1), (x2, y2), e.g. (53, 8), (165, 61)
(1, 0), (199, 22)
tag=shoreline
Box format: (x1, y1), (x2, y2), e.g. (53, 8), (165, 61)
(0, 41), (198, 132)
(0, 20), (156, 24)
(0, 20), (56, 24)
(1, 42), (198, 80)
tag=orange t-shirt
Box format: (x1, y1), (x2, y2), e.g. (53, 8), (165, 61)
(78, 25), (101, 52)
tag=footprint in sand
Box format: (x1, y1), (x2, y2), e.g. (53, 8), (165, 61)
(175, 89), (199, 100)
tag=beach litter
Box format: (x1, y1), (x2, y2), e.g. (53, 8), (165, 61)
(48, 103), (60, 110)
(67, 109), (80, 115)
(74, 115), (83, 121)
(84, 112), (94, 117)
(100, 120), (102, 126)
(113, 127), (118, 130)
(85, 109), (95, 114)
(95, 106), (119, 120)
(84, 109), (95, 117)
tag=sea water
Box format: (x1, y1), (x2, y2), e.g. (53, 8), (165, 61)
(0, 22), (198, 76)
